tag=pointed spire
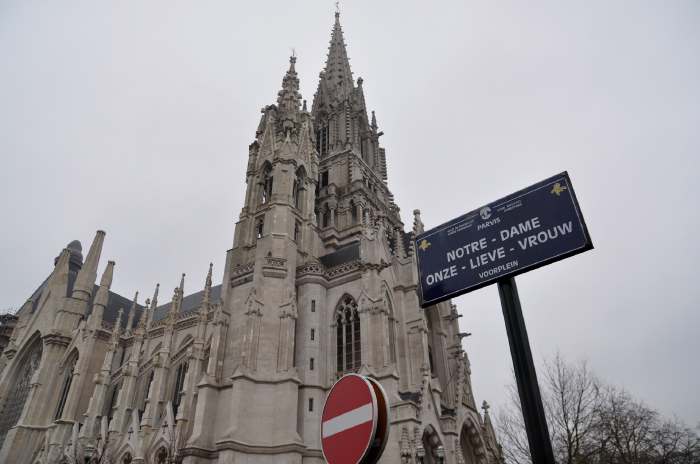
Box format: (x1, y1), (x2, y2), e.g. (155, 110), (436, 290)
(482, 400), (494, 427)
(202, 263), (213, 307)
(99, 260), (115, 287)
(51, 248), (71, 284)
(125, 291), (138, 333)
(168, 280), (182, 324)
(179, 273), (185, 296)
(151, 283), (160, 310)
(137, 298), (151, 332)
(72, 230), (106, 299)
(371, 110), (378, 131)
(276, 55), (302, 127)
(413, 209), (425, 235)
(112, 307), (124, 342)
(93, 260), (115, 311)
(315, 11), (354, 106)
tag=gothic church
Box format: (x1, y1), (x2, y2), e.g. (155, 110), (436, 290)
(0, 12), (503, 464)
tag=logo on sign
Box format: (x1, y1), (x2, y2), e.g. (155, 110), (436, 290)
(480, 207), (492, 220)
(418, 239), (431, 252)
(550, 182), (567, 196)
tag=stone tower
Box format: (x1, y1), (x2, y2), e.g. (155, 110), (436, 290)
(0, 11), (503, 464)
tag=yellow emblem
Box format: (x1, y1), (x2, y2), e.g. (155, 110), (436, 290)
(418, 239), (431, 251)
(551, 182), (567, 196)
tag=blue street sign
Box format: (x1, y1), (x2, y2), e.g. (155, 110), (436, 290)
(415, 172), (593, 307)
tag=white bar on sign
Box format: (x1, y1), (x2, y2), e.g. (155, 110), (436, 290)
(322, 403), (373, 438)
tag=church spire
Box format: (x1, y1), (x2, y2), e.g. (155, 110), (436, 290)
(125, 291), (138, 334)
(72, 230), (105, 300)
(202, 262), (213, 307)
(89, 260), (114, 328)
(277, 55), (301, 113)
(276, 55), (302, 136)
(315, 11), (354, 107)
(179, 273), (186, 296)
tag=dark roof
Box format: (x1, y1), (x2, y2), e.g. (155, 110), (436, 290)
(151, 284), (222, 322)
(319, 241), (360, 268)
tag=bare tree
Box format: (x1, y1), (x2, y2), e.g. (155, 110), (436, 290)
(596, 387), (700, 464)
(496, 354), (700, 464)
(542, 353), (602, 464)
(595, 386), (658, 463)
(497, 383), (533, 464)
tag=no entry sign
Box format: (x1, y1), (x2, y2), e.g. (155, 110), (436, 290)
(321, 374), (389, 464)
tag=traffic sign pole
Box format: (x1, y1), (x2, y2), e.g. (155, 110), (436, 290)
(497, 277), (555, 464)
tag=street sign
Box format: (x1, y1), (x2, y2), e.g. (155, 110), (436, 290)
(415, 171), (592, 307)
(321, 374), (388, 464)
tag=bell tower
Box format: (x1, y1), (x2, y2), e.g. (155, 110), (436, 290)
(311, 12), (401, 250)
(218, 55), (318, 461)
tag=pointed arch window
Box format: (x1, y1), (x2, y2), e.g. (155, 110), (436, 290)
(138, 370), (154, 421)
(335, 295), (360, 374)
(172, 362), (188, 418)
(54, 355), (77, 420)
(316, 126), (329, 157)
(261, 164), (273, 204)
(105, 381), (121, 422)
(0, 336), (43, 448)
(386, 293), (397, 364)
(256, 217), (264, 240)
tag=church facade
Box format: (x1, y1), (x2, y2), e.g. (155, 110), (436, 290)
(0, 12), (503, 464)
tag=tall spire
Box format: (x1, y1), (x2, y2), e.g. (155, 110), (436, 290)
(111, 307), (123, 343)
(179, 273), (186, 296)
(89, 260), (115, 328)
(277, 56), (301, 115)
(137, 298), (151, 332)
(202, 263), (213, 307)
(151, 282), (160, 309)
(413, 209), (425, 235)
(72, 230), (106, 299)
(93, 260), (115, 309)
(316, 11), (354, 104)
(125, 291), (138, 333)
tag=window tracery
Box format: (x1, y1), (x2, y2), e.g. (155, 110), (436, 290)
(335, 295), (360, 374)
(0, 336), (43, 448)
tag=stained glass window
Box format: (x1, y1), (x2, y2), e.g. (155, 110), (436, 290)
(0, 337), (43, 448)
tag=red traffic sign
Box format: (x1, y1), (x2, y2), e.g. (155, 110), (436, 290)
(321, 374), (389, 464)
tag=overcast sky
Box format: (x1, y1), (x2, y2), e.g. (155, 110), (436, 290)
(1, 1), (698, 427)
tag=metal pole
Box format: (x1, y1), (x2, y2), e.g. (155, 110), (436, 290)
(497, 277), (555, 464)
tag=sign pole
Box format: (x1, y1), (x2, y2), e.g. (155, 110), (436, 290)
(497, 277), (555, 464)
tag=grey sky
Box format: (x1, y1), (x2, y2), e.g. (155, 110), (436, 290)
(1, 1), (698, 426)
